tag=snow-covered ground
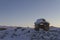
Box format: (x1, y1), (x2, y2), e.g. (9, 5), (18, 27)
(0, 26), (60, 40)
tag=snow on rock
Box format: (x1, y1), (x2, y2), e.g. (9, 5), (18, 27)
(0, 26), (60, 40)
(34, 18), (46, 24)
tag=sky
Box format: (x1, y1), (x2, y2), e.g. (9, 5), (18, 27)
(0, 0), (60, 27)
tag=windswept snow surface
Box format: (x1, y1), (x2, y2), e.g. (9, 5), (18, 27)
(0, 26), (60, 40)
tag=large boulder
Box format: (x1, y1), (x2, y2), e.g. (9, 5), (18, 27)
(34, 18), (50, 31)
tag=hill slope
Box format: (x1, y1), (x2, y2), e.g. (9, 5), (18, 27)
(0, 26), (60, 40)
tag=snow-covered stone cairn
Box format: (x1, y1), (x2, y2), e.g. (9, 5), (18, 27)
(34, 18), (50, 31)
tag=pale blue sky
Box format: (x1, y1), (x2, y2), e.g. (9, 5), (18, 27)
(0, 0), (60, 27)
